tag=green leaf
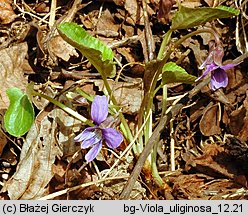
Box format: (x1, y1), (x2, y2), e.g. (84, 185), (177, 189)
(162, 62), (197, 84)
(171, 6), (240, 30)
(4, 88), (34, 137)
(57, 22), (116, 78)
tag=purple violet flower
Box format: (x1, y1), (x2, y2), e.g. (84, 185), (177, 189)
(196, 41), (241, 91)
(74, 95), (123, 162)
(196, 63), (239, 91)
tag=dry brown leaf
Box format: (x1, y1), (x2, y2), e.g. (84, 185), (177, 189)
(94, 79), (143, 114)
(121, 23), (135, 37)
(79, 13), (95, 30)
(0, 144), (17, 167)
(0, 42), (28, 109)
(0, 0), (17, 24)
(229, 91), (248, 142)
(99, 0), (125, 5)
(143, 59), (159, 92)
(229, 107), (246, 136)
(181, 0), (202, 8)
(48, 35), (79, 62)
(35, 99), (81, 160)
(53, 104), (81, 161)
(240, 94), (248, 140)
(96, 9), (120, 38)
(237, 116), (248, 142)
(202, 0), (215, 7)
(117, 47), (137, 62)
(100, 165), (146, 199)
(138, 30), (150, 63)
(184, 142), (248, 189)
(235, 2), (248, 54)
(244, 89), (248, 110)
(0, 110), (7, 156)
(0, 128), (7, 157)
(189, 98), (208, 123)
(52, 161), (67, 184)
(35, 2), (49, 13)
(157, 0), (176, 23)
(67, 171), (99, 200)
(185, 144), (244, 180)
(199, 104), (221, 136)
(226, 84), (248, 106)
(226, 66), (244, 90)
(32, 85), (58, 110)
(170, 174), (213, 199)
(182, 38), (208, 67)
(124, 0), (143, 25)
(169, 173), (244, 199)
(1, 109), (63, 199)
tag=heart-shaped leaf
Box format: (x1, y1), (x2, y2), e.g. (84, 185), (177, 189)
(4, 88), (34, 137)
(162, 62), (197, 84)
(171, 6), (239, 30)
(57, 22), (116, 78)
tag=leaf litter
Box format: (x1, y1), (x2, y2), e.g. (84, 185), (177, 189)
(0, 0), (248, 200)
(0, 42), (29, 109)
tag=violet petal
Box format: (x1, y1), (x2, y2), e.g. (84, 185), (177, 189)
(81, 129), (102, 149)
(199, 51), (214, 69)
(210, 69), (228, 90)
(196, 63), (219, 82)
(91, 95), (109, 125)
(74, 126), (97, 142)
(102, 128), (123, 149)
(85, 140), (102, 162)
(220, 63), (239, 71)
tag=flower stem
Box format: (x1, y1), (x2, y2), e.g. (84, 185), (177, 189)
(140, 27), (220, 185)
(161, 85), (167, 117)
(32, 90), (94, 126)
(144, 27), (220, 124)
(151, 140), (164, 187)
(157, 30), (172, 60)
(100, 72), (134, 144)
(174, 28), (221, 48)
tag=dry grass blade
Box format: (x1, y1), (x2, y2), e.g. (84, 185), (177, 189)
(39, 176), (129, 200)
(49, 0), (57, 28)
